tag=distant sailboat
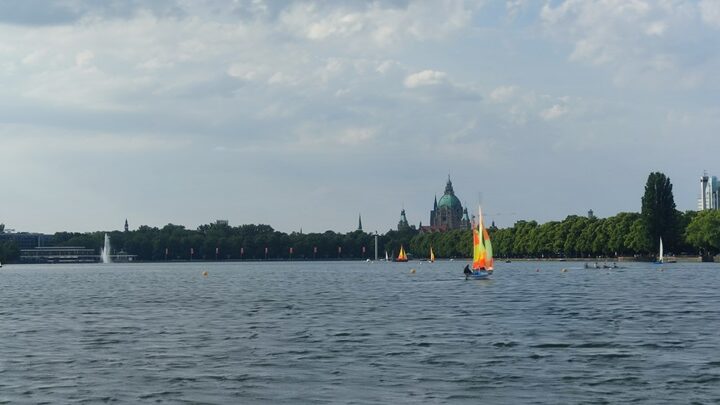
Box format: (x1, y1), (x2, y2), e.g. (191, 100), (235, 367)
(395, 245), (408, 262)
(430, 247), (435, 263)
(655, 237), (675, 264)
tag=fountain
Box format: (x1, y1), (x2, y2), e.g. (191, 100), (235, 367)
(101, 234), (112, 264)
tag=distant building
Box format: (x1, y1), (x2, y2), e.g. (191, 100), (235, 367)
(20, 246), (97, 263)
(588, 209), (596, 219)
(699, 174), (719, 210)
(420, 177), (471, 233)
(357, 214), (363, 231)
(397, 209), (412, 231)
(216, 219), (229, 226)
(124, 219), (129, 232)
(20, 246), (136, 263)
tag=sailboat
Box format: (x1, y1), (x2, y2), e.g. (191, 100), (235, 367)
(429, 247), (435, 263)
(384, 251), (389, 261)
(655, 237), (676, 264)
(395, 245), (408, 262)
(467, 206), (493, 279)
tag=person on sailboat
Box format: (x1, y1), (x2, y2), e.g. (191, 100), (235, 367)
(463, 264), (472, 279)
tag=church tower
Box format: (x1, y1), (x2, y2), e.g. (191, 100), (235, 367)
(124, 219), (129, 232)
(397, 209), (411, 231)
(430, 177), (464, 230)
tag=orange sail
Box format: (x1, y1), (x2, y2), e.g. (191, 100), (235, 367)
(483, 226), (494, 270)
(397, 245), (408, 262)
(472, 226), (486, 270)
(430, 247), (435, 262)
(472, 206), (494, 271)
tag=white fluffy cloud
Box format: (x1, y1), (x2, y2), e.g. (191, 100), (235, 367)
(404, 70), (448, 88)
(539, 0), (720, 90)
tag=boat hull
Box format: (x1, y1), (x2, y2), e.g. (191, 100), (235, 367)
(468, 270), (490, 280)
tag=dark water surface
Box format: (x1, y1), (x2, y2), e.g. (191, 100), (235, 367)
(1, 261), (719, 404)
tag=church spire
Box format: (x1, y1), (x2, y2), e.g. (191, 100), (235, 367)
(124, 218), (129, 232)
(444, 176), (455, 195)
(357, 214), (363, 231)
(434, 195), (438, 209)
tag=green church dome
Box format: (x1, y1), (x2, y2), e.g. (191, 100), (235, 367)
(438, 193), (461, 209)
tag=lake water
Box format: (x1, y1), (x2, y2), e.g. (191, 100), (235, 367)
(1, 261), (719, 404)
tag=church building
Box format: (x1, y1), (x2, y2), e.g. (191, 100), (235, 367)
(421, 177), (471, 232)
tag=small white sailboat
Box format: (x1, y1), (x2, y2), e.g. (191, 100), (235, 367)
(654, 236), (676, 264)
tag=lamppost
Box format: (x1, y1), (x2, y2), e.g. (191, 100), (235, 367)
(374, 231), (378, 261)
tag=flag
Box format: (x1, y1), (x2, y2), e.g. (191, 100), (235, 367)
(289, 247), (293, 254)
(215, 247), (219, 254)
(313, 246), (317, 253)
(241, 247), (244, 255)
(190, 247), (194, 255)
(362, 246), (366, 253)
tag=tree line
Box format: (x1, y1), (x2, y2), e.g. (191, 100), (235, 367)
(2, 172), (720, 263)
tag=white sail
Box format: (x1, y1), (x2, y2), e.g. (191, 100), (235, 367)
(659, 237), (664, 263)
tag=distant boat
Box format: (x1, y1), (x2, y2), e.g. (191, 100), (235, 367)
(467, 205), (492, 280)
(395, 245), (408, 262)
(656, 237), (676, 264)
(385, 251), (389, 261)
(655, 237), (664, 264)
(430, 247), (435, 263)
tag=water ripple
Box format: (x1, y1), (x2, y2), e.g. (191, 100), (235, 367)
(1, 261), (720, 403)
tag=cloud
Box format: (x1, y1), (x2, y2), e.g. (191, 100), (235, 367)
(0, 0), (718, 234)
(539, 0), (720, 90)
(75, 49), (95, 68)
(645, 21), (667, 36)
(278, 1), (479, 46)
(700, 0), (720, 28)
(540, 104), (568, 121)
(489, 85), (518, 103)
(404, 70), (448, 88)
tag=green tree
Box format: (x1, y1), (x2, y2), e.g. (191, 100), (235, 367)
(685, 210), (720, 256)
(641, 172), (679, 253)
(0, 240), (20, 263)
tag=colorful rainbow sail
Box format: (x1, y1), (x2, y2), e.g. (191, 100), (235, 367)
(472, 206), (494, 271)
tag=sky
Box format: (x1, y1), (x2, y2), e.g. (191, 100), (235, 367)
(1, 0), (719, 234)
